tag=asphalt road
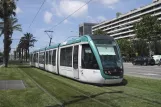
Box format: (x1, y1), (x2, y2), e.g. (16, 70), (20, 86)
(124, 63), (161, 80)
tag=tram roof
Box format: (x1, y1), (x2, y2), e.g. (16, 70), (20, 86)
(59, 35), (89, 47)
(59, 35), (114, 47)
(46, 43), (60, 50)
(31, 35), (114, 53)
(39, 47), (46, 52)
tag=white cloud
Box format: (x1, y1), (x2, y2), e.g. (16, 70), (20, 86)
(86, 16), (107, 23)
(99, 0), (119, 5)
(86, 16), (96, 23)
(97, 16), (106, 22)
(52, 0), (88, 18)
(95, 0), (119, 9)
(15, 7), (22, 14)
(63, 19), (69, 24)
(108, 5), (115, 10)
(44, 11), (53, 24)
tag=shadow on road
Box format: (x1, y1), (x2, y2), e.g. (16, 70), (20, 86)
(46, 91), (123, 107)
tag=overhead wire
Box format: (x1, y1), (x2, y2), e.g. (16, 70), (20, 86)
(27, 0), (47, 31)
(49, 0), (93, 30)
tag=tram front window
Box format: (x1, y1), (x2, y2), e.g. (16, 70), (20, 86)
(96, 40), (122, 69)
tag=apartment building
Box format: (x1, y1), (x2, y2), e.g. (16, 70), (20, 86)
(79, 23), (97, 36)
(92, 0), (161, 39)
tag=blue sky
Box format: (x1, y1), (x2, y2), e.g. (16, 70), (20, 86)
(0, 0), (152, 53)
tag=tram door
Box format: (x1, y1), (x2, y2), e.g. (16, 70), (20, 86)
(73, 45), (79, 79)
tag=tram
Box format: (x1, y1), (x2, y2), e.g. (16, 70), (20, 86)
(30, 35), (124, 84)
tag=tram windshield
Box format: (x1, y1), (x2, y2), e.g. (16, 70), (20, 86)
(94, 40), (122, 69)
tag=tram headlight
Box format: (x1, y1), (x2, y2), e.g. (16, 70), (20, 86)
(104, 70), (111, 75)
(104, 71), (108, 74)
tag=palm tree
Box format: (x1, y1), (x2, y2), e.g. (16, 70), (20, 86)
(0, 17), (22, 36)
(23, 33), (37, 62)
(17, 37), (26, 62)
(0, 0), (18, 67)
(0, 17), (22, 66)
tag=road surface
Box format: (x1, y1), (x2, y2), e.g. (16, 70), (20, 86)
(124, 63), (161, 80)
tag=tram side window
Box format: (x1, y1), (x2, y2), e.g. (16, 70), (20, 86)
(39, 54), (42, 63)
(46, 51), (48, 64)
(49, 51), (52, 64)
(66, 47), (72, 67)
(52, 50), (56, 66)
(82, 44), (99, 69)
(33, 54), (36, 62)
(30, 54), (32, 62)
(36, 53), (38, 62)
(35, 54), (37, 62)
(60, 48), (66, 66)
(60, 47), (72, 67)
(73, 46), (78, 69)
(39, 52), (44, 64)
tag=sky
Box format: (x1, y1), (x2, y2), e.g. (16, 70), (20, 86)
(0, 0), (152, 53)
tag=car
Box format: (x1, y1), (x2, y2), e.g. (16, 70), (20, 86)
(152, 55), (161, 64)
(132, 56), (155, 66)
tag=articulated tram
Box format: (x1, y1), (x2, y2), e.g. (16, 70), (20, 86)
(30, 35), (124, 84)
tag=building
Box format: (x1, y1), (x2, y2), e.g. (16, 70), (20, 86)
(79, 23), (97, 36)
(92, 0), (161, 39)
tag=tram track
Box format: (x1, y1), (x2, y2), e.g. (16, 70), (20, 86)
(18, 65), (161, 107)
(17, 67), (64, 107)
(19, 66), (110, 107)
(33, 68), (121, 107)
(33, 68), (161, 106)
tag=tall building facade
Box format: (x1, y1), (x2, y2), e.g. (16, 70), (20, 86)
(79, 23), (97, 36)
(92, 0), (161, 39)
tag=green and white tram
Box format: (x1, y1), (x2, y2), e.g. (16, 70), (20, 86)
(30, 35), (123, 84)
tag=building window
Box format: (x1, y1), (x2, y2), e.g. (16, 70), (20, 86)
(52, 50), (56, 66)
(60, 47), (73, 67)
(81, 44), (99, 69)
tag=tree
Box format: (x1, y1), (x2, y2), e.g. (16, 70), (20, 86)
(132, 39), (149, 56)
(17, 37), (26, 62)
(0, 52), (3, 56)
(134, 14), (161, 55)
(17, 33), (37, 62)
(0, 17), (22, 36)
(0, 17), (21, 66)
(93, 29), (107, 35)
(0, 0), (19, 67)
(116, 12), (122, 18)
(23, 33), (37, 62)
(117, 38), (135, 59)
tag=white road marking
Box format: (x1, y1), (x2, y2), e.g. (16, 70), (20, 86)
(143, 73), (159, 76)
(154, 68), (161, 70)
(124, 66), (141, 69)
